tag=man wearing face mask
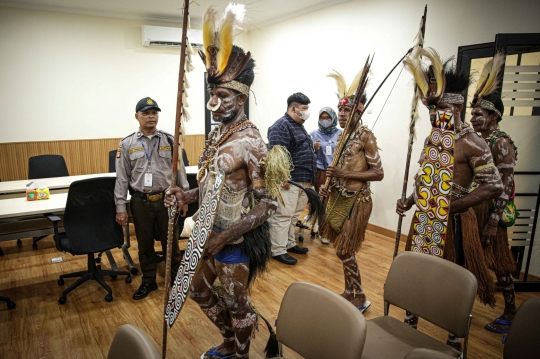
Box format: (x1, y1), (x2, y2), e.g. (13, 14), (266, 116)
(396, 49), (503, 353)
(267, 92), (316, 265)
(309, 107), (342, 244)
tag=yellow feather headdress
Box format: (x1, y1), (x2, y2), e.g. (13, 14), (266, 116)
(199, 3), (251, 93)
(403, 47), (446, 106)
(473, 52), (505, 103)
(326, 66), (371, 109)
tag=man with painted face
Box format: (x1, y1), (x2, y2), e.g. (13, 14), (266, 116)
(396, 48), (503, 353)
(267, 92), (316, 265)
(318, 69), (383, 313)
(164, 6), (278, 357)
(309, 107), (342, 244)
(469, 53), (518, 335)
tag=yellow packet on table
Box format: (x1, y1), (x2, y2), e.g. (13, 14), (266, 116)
(36, 187), (50, 200)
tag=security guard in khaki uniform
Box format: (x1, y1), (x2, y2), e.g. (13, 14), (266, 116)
(115, 97), (189, 300)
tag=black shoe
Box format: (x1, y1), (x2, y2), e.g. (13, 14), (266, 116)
(133, 282), (158, 300)
(273, 253), (297, 265)
(287, 245), (309, 254)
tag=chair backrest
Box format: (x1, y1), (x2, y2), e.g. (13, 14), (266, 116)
(108, 150), (117, 173)
(504, 297), (540, 359)
(107, 324), (160, 359)
(28, 154), (69, 179)
(63, 177), (124, 255)
(181, 148), (189, 166)
(385, 252), (478, 337)
(276, 282), (367, 359)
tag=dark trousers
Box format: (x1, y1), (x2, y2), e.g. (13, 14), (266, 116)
(130, 197), (182, 284)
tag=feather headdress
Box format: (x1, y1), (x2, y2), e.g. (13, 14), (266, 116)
(327, 67), (371, 110)
(199, 3), (252, 94)
(471, 52), (505, 120)
(403, 46), (469, 107)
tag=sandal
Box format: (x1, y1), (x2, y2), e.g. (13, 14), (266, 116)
(485, 318), (512, 334)
(200, 346), (235, 359)
(357, 300), (371, 313)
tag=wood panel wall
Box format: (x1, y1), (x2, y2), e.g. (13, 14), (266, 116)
(0, 135), (206, 181)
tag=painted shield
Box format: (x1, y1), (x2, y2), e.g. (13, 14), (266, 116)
(410, 111), (455, 257)
(165, 169), (225, 328)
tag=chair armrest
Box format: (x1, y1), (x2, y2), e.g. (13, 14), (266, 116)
(44, 213), (62, 240)
(45, 214), (61, 223)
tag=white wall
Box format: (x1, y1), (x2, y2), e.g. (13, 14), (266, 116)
(1, 1), (539, 237)
(0, 7), (247, 142)
(247, 0), (540, 233)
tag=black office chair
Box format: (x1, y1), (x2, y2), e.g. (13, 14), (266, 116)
(47, 177), (131, 304)
(108, 150), (117, 173)
(0, 296), (16, 310)
(28, 154), (69, 179)
(28, 154), (70, 249)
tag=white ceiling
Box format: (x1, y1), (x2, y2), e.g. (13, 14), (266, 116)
(0, 0), (351, 28)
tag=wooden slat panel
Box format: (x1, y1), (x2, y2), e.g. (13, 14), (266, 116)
(183, 134), (205, 167)
(504, 100), (540, 107)
(0, 135), (207, 182)
(500, 91), (540, 98)
(502, 82), (540, 90)
(505, 65), (540, 72)
(503, 73), (540, 81)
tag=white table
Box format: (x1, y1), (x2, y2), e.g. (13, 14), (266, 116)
(0, 166), (198, 198)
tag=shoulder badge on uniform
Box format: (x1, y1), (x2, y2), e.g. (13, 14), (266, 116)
(116, 146), (121, 158)
(121, 132), (135, 141)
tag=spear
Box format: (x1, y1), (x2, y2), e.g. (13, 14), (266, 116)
(162, 0), (190, 357)
(394, 5), (427, 259)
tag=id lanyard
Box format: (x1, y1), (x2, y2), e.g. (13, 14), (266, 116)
(140, 137), (158, 187)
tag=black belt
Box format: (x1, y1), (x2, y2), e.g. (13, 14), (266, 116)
(132, 191), (164, 202)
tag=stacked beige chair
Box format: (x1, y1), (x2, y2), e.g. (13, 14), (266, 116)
(274, 281), (367, 359)
(404, 297), (540, 359)
(108, 324), (160, 359)
(361, 251), (478, 359)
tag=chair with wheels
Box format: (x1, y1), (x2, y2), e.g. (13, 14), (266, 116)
(107, 324), (160, 359)
(28, 154), (70, 249)
(28, 154), (69, 180)
(360, 251), (478, 359)
(108, 150), (117, 173)
(273, 281), (367, 359)
(47, 176), (131, 304)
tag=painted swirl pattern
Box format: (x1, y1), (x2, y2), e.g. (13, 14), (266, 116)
(165, 170), (225, 328)
(410, 111), (455, 257)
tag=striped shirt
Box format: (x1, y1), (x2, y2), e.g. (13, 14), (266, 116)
(268, 114), (316, 184)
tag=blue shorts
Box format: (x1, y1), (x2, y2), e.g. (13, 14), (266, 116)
(214, 245), (250, 264)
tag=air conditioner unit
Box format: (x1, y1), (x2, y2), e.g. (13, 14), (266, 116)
(141, 25), (203, 48)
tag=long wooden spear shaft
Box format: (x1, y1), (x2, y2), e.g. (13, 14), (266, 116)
(163, 0), (190, 357)
(393, 5), (427, 259)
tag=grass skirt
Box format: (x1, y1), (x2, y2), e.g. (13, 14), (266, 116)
(473, 202), (516, 277)
(321, 194), (372, 256)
